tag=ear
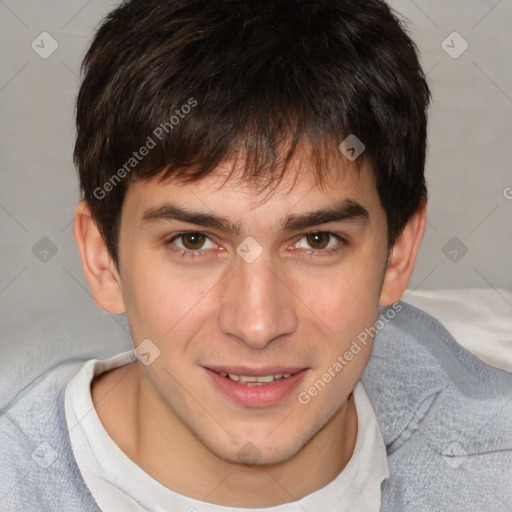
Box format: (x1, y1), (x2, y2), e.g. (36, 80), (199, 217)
(379, 199), (427, 306)
(73, 201), (125, 313)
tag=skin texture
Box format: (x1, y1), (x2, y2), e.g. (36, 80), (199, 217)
(74, 150), (426, 507)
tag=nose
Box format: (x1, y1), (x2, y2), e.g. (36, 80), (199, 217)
(217, 248), (298, 350)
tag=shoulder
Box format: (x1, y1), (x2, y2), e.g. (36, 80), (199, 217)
(362, 301), (512, 511)
(362, 300), (512, 438)
(0, 360), (100, 511)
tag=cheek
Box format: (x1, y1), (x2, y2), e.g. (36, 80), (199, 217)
(122, 256), (216, 343)
(293, 255), (382, 337)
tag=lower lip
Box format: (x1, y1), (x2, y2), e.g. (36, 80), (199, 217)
(204, 368), (308, 407)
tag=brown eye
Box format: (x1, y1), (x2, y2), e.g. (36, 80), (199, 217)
(180, 232), (206, 250)
(166, 231), (217, 260)
(293, 232), (347, 256)
(305, 232), (330, 250)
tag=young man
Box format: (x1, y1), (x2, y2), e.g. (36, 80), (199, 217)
(2, 0), (511, 510)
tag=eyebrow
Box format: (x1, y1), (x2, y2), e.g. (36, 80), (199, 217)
(140, 198), (369, 234)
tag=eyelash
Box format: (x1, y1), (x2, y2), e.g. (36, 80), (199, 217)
(165, 231), (348, 260)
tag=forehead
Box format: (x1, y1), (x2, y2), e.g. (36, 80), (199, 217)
(131, 150), (377, 202)
(122, 151), (383, 237)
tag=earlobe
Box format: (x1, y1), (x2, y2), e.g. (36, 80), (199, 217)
(379, 199), (427, 306)
(73, 201), (125, 314)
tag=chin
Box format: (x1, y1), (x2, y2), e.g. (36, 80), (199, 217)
(219, 435), (306, 467)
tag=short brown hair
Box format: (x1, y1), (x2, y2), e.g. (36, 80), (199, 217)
(74, 0), (431, 267)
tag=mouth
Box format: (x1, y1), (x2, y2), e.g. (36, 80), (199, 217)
(217, 371), (295, 386)
(203, 365), (309, 407)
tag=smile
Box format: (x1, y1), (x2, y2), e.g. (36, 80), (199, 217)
(204, 366), (309, 407)
(218, 372), (294, 385)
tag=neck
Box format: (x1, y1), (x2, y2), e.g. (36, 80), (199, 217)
(92, 362), (358, 508)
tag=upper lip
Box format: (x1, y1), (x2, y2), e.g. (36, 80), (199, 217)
(205, 365), (307, 376)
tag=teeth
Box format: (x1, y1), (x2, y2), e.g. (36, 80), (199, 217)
(222, 372), (293, 384)
(253, 375), (274, 383)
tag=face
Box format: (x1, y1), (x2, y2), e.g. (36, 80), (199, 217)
(114, 154), (390, 466)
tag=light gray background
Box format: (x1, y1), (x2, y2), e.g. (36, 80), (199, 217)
(1, 0), (511, 385)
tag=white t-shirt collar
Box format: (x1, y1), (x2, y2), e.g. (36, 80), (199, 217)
(65, 350), (389, 512)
